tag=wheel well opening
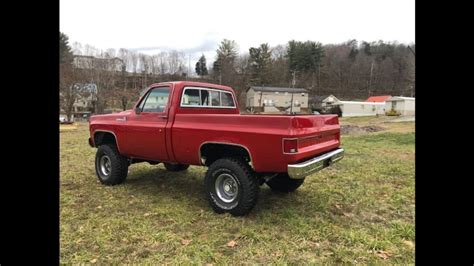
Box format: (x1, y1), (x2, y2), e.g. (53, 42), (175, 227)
(200, 143), (252, 168)
(94, 132), (117, 147)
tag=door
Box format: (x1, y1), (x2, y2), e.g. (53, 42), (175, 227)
(122, 86), (171, 161)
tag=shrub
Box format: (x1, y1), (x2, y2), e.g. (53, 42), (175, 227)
(385, 109), (401, 116)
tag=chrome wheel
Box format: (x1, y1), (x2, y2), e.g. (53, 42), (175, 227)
(215, 173), (239, 203)
(100, 155), (112, 176)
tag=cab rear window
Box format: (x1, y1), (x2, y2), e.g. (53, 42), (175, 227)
(181, 87), (236, 108)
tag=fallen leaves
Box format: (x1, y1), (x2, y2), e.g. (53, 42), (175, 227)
(181, 239), (192, 246)
(226, 240), (237, 248)
(90, 258), (98, 263)
(403, 240), (415, 248)
(271, 251), (283, 257)
(376, 250), (393, 260)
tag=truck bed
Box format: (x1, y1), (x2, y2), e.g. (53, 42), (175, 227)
(171, 113), (340, 172)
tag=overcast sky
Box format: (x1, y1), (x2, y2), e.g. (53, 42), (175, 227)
(60, 0), (414, 65)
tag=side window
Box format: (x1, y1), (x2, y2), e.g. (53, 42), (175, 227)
(141, 87), (170, 112)
(137, 92), (150, 110)
(181, 87), (235, 108)
(210, 91), (220, 106)
(181, 89), (201, 106)
(201, 90), (209, 106)
(221, 92), (235, 107)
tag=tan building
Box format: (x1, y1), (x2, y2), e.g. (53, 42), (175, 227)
(73, 55), (124, 71)
(246, 86), (309, 113)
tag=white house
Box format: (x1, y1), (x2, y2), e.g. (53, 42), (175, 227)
(332, 101), (386, 117)
(246, 86), (309, 113)
(385, 96), (415, 116)
(309, 95), (340, 111)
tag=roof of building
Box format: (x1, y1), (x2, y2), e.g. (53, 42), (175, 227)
(332, 100), (385, 105)
(310, 94), (338, 102)
(248, 86), (308, 93)
(386, 96), (415, 101)
(365, 95), (392, 102)
(311, 95), (330, 102)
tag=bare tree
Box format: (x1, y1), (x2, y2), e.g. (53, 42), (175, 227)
(157, 52), (168, 74)
(167, 50), (186, 75)
(129, 52), (139, 73)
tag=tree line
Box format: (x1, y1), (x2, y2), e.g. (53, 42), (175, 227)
(60, 32), (415, 119)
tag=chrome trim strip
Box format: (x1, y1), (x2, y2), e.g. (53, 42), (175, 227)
(287, 148), (344, 179)
(282, 137), (299, 154)
(198, 141), (253, 168)
(180, 87), (237, 109)
(93, 130), (122, 153)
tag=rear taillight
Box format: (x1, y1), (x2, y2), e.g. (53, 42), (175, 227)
(326, 116), (339, 125)
(283, 139), (298, 153)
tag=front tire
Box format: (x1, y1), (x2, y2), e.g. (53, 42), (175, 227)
(95, 144), (129, 185)
(266, 173), (305, 192)
(205, 158), (259, 216)
(163, 163), (189, 172)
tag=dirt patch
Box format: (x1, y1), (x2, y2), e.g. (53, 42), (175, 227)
(340, 125), (385, 135)
(386, 116), (415, 123)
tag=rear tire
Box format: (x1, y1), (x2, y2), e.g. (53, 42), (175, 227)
(205, 158), (259, 216)
(266, 173), (304, 192)
(163, 163), (190, 172)
(95, 144), (129, 185)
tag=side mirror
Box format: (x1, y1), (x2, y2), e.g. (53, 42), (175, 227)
(135, 107), (141, 114)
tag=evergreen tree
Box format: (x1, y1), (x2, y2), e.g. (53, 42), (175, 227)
(60, 32), (73, 64)
(195, 54), (208, 77)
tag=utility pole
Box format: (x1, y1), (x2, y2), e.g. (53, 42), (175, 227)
(290, 70), (297, 114)
(188, 54), (191, 78)
(368, 61), (374, 97)
(407, 45), (415, 97)
(318, 61), (321, 93)
(291, 70), (297, 88)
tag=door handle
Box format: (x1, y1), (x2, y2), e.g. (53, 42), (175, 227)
(116, 117), (127, 122)
(159, 116), (168, 119)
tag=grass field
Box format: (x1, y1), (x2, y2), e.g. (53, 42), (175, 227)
(60, 116), (415, 264)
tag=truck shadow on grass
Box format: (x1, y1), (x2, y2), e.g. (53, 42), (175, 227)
(120, 166), (337, 218)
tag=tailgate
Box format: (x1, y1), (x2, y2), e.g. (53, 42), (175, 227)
(289, 115), (341, 156)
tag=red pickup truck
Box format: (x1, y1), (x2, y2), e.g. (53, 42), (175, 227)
(88, 81), (344, 216)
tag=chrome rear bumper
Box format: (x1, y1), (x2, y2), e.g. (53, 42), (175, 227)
(287, 148), (344, 179)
